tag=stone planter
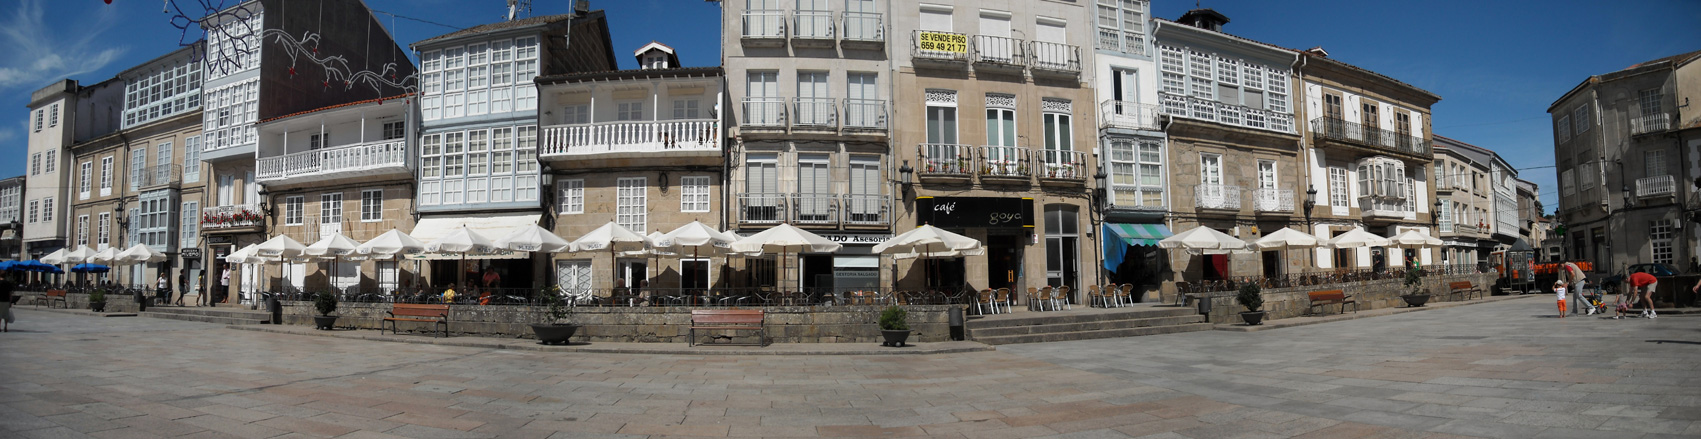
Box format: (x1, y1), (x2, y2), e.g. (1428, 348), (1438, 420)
(880, 329), (911, 347)
(1239, 311), (1266, 326)
(530, 324), (580, 345)
(1401, 294), (1430, 307)
(90, 301), (106, 313)
(313, 315), (338, 330)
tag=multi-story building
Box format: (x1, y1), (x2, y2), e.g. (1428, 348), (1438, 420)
(1515, 178), (1545, 260)
(66, 77), (127, 283)
(1433, 136), (1495, 268)
(891, 0), (1098, 302)
(1089, 0), (1169, 296)
(409, 5), (615, 289)
(1154, 10), (1303, 280)
(0, 176), (23, 260)
(114, 47), (205, 290)
(23, 80), (77, 262)
(1551, 50), (1700, 272)
(195, 0), (417, 302)
(539, 43), (724, 293)
(724, 0), (896, 294)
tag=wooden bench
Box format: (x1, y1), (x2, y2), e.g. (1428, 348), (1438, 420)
(688, 309), (766, 347)
(37, 290), (67, 308)
(1306, 290), (1357, 316)
(1447, 281), (1483, 301)
(383, 304), (450, 337)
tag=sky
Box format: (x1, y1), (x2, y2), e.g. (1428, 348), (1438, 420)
(0, 0), (1697, 215)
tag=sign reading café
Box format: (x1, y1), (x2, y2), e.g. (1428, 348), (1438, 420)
(914, 197), (1035, 230)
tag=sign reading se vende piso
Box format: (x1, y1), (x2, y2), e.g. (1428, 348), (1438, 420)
(917, 32), (967, 53)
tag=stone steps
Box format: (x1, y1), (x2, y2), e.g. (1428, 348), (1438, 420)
(140, 307), (272, 325)
(966, 306), (1212, 345)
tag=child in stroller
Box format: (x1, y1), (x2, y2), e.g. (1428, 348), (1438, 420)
(1575, 283), (1608, 316)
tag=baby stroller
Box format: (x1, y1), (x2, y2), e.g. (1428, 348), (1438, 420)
(1577, 285), (1608, 315)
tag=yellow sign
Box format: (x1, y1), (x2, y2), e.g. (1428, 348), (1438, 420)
(917, 32), (967, 53)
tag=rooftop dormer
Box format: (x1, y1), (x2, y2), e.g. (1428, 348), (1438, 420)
(1177, 8), (1229, 32)
(635, 41), (680, 70)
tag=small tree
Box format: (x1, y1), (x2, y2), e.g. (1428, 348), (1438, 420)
(878, 305), (908, 331)
(535, 286), (574, 325)
(1404, 266), (1424, 296)
(1236, 283), (1262, 313)
(88, 288), (106, 304)
(313, 291), (338, 316)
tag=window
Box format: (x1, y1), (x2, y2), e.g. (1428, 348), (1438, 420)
(34, 109), (43, 132)
(97, 212), (110, 249)
(672, 100), (700, 120)
(27, 200), (37, 223)
(617, 102), (644, 121)
(122, 61), (200, 128)
(383, 121), (405, 140)
(745, 154), (780, 220)
(1257, 160), (1276, 189)
(558, 179), (584, 214)
(135, 191), (174, 249)
(31, 153), (40, 176)
(561, 105), (589, 124)
(49, 104), (57, 127)
(1579, 160), (1596, 191)
(1561, 168), (1575, 196)
(1645, 150), (1667, 178)
(99, 157), (114, 195)
(1199, 153), (1223, 201)
(1651, 219), (1673, 265)
(847, 157), (883, 221)
(202, 79), (258, 151)
(361, 189), (383, 222)
(1555, 115), (1570, 143)
(1573, 105), (1590, 135)
(76, 215), (88, 246)
(45, 150), (54, 173)
(283, 196), (303, 225)
(41, 197), (52, 223)
(1639, 88), (1663, 118)
(130, 148), (148, 189)
(681, 176), (710, 212)
(797, 154), (831, 222)
(320, 193), (342, 225)
(79, 161), (92, 197)
(1109, 139), (1163, 208)
(1328, 166), (1349, 207)
(182, 136), (200, 182)
(617, 178), (646, 232)
(1095, 0), (1146, 54)
(309, 133), (327, 150)
(1158, 44), (1289, 132)
(1042, 107), (1073, 170)
(181, 200), (198, 247)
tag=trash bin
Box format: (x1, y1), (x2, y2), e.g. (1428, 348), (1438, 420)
(948, 306), (964, 341)
(267, 294), (282, 325)
(1196, 294), (1212, 322)
(134, 288), (147, 312)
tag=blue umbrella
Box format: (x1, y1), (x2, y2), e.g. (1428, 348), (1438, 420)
(0, 261), (17, 271)
(71, 263), (111, 273)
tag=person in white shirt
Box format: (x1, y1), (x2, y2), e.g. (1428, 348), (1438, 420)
(1553, 280), (1567, 318)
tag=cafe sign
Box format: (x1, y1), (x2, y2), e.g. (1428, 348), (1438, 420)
(915, 197), (1034, 230)
(181, 248), (202, 258)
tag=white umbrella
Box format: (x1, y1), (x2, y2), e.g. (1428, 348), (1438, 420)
(664, 221), (739, 255)
(730, 223), (842, 292)
(874, 225), (984, 259)
(1254, 227), (1322, 251)
(116, 243), (168, 265)
(63, 245), (96, 264)
(1158, 226), (1248, 252)
(89, 247), (120, 265)
(357, 229), (428, 258)
(256, 235), (307, 258)
(1324, 228), (1391, 249)
(1387, 229), (1443, 249)
(306, 233), (362, 293)
(494, 224), (570, 253)
(570, 222), (651, 293)
(41, 249), (67, 265)
(427, 225), (497, 254)
(225, 244), (261, 264)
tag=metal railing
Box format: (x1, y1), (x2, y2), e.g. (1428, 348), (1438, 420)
(790, 193), (838, 225)
(741, 10), (786, 39)
(842, 194), (890, 226)
(1037, 149), (1087, 180)
(256, 139), (407, 181)
(540, 119), (719, 156)
(843, 99), (887, 130)
(1359, 196), (1410, 217)
(1632, 113), (1670, 135)
(1195, 184), (1241, 210)
(737, 193), (787, 225)
(1095, 29), (1144, 55)
(841, 12), (883, 42)
(741, 97), (787, 127)
(131, 164), (181, 188)
(792, 10), (834, 40)
(972, 35), (1024, 66)
(979, 145), (1029, 178)
(1636, 174), (1675, 197)
(1162, 93), (1295, 134)
(1309, 116), (1431, 157)
(793, 97), (837, 128)
(1100, 100), (1163, 131)
(1028, 40), (1080, 73)
(911, 30), (969, 62)
(201, 204), (263, 229)
(1252, 188), (1294, 212)
(919, 144), (973, 177)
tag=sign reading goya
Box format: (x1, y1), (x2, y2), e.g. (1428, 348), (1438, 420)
(917, 31), (967, 53)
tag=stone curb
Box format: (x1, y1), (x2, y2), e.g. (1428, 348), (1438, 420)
(31, 307), (137, 318)
(226, 324), (997, 355)
(1212, 294), (1539, 332)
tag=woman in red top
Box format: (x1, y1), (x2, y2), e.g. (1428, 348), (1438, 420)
(1626, 271), (1658, 318)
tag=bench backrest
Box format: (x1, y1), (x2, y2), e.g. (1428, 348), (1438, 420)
(1308, 290), (1346, 301)
(1448, 281), (1474, 289)
(691, 309), (764, 324)
(392, 304), (450, 318)
(46, 290), (66, 297)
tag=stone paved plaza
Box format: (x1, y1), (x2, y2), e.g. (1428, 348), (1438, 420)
(0, 298), (1698, 439)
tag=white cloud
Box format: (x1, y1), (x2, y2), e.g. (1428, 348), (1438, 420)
(0, 0), (126, 90)
(0, 128), (15, 144)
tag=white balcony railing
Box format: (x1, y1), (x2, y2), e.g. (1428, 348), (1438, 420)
(1252, 188), (1294, 212)
(1636, 174), (1676, 198)
(979, 145), (1030, 178)
(1100, 100), (1163, 131)
(791, 193), (838, 225)
(972, 35), (1024, 66)
(841, 12), (883, 42)
(1163, 93), (1296, 135)
(1632, 113), (1671, 135)
(843, 99), (887, 130)
(1195, 184), (1241, 210)
(792, 10), (834, 40)
(742, 11), (786, 39)
(842, 194), (890, 226)
(201, 204), (263, 229)
(1359, 197), (1410, 217)
(793, 97), (837, 128)
(1028, 40), (1080, 73)
(540, 119), (719, 157)
(1037, 149), (1087, 180)
(256, 139), (406, 182)
(131, 164), (181, 188)
(741, 97), (786, 128)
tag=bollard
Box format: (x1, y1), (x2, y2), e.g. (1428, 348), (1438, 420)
(267, 294), (282, 325)
(947, 306), (964, 341)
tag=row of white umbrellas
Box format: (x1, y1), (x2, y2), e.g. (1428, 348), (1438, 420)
(39, 243), (168, 267)
(1158, 226), (1445, 253)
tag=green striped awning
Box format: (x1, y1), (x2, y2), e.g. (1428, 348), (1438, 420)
(1105, 223), (1172, 246)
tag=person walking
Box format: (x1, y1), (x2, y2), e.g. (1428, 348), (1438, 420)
(1560, 261), (1587, 315)
(0, 276), (14, 332)
(175, 272), (188, 306)
(1626, 270), (1658, 319)
(1553, 280), (1567, 318)
(218, 264), (231, 306)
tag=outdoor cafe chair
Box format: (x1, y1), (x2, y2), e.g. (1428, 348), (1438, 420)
(1025, 287), (1041, 311)
(1086, 285), (1104, 308)
(974, 289), (994, 315)
(993, 288), (1012, 314)
(1036, 286), (1054, 311)
(1055, 286), (1073, 310)
(1117, 284), (1135, 307)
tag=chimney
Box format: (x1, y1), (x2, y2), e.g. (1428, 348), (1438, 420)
(1306, 46), (1329, 57)
(575, 0), (590, 15)
(1177, 8), (1230, 32)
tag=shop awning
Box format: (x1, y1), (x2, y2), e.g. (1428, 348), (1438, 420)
(1104, 223), (1172, 272)
(406, 213), (543, 260)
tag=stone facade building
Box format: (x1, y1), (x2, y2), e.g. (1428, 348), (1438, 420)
(1433, 136), (1496, 269)
(1090, 0), (1170, 298)
(0, 175), (21, 260)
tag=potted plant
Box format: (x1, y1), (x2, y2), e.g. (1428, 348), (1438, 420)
(878, 305), (910, 347)
(1237, 283), (1265, 325)
(1401, 267), (1430, 307)
(88, 287), (106, 313)
(312, 291), (339, 330)
(530, 286), (579, 345)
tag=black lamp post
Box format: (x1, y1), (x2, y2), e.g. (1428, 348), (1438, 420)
(1432, 200), (1443, 227)
(897, 160), (914, 195)
(1302, 185), (1317, 225)
(1622, 184), (1633, 208)
(1092, 170), (1109, 213)
(113, 198), (129, 231)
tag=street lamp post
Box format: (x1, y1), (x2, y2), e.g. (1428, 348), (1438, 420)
(1303, 185), (1317, 270)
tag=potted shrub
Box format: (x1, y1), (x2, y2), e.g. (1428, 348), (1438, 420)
(530, 286), (579, 345)
(1236, 283), (1265, 326)
(312, 291), (339, 330)
(878, 305), (910, 347)
(88, 288), (107, 313)
(1401, 267), (1430, 307)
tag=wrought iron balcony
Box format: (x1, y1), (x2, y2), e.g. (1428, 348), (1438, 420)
(918, 144), (973, 178)
(792, 97), (837, 129)
(1252, 188), (1294, 213)
(1636, 175), (1675, 198)
(791, 10), (834, 44)
(1195, 184), (1241, 210)
(972, 35), (1025, 67)
(741, 10), (786, 44)
(790, 193), (839, 226)
(131, 164), (181, 189)
(539, 119), (720, 158)
(256, 139), (407, 183)
(843, 99), (887, 131)
(1099, 100), (1163, 131)
(1036, 149), (1087, 181)
(911, 30), (968, 63)
(841, 12), (884, 44)
(740, 97), (787, 128)
(978, 146), (1030, 179)
(737, 193), (787, 225)
(201, 204), (263, 229)
(1028, 40), (1080, 74)
(1632, 113), (1671, 135)
(842, 194), (890, 226)
(1309, 116), (1431, 157)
